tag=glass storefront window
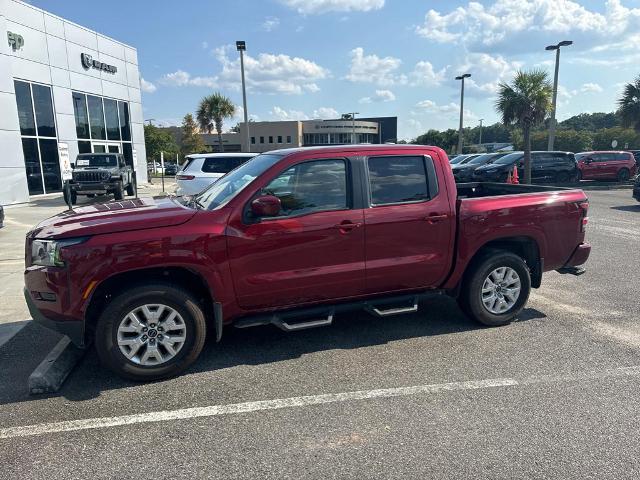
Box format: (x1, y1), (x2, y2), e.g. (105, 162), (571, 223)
(73, 92), (90, 139)
(87, 95), (106, 140)
(32, 84), (56, 137)
(14, 81), (36, 136)
(21, 138), (43, 195)
(78, 141), (92, 154)
(39, 139), (62, 193)
(118, 101), (131, 141)
(104, 98), (121, 141)
(122, 142), (133, 167)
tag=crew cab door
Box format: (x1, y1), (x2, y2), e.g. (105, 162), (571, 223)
(226, 157), (366, 309)
(362, 154), (454, 292)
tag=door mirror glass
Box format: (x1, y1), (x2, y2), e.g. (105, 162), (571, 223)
(251, 195), (282, 217)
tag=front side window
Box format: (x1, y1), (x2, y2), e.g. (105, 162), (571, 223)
(367, 156), (429, 205)
(202, 157), (243, 174)
(261, 159), (348, 217)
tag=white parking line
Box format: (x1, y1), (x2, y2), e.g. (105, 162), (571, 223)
(0, 378), (517, 440)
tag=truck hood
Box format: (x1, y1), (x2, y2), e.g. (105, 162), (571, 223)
(29, 196), (197, 240)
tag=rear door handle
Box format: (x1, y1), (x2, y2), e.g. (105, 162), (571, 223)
(424, 214), (448, 223)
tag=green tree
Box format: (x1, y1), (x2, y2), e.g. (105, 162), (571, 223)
(592, 127), (640, 150)
(495, 69), (552, 183)
(144, 124), (179, 164)
(618, 75), (640, 132)
(180, 113), (205, 158)
(196, 92), (236, 152)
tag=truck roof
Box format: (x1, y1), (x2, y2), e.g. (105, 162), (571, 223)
(267, 144), (438, 156)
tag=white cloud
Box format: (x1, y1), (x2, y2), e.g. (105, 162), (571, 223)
(262, 16), (280, 31)
(457, 53), (522, 95)
(416, 99), (476, 121)
(312, 107), (339, 118)
(346, 47), (406, 86)
(280, 0), (384, 15)
(581, 82), (603, 93)
(215, 45), (329, 94)
(270, 106), (309, 121)
(409, 61), (447, 86)
(140, 77), (157, 93)
(415, 0), (640, 54)
(359, 89), (396, 104)
(159, 70), (218, 88)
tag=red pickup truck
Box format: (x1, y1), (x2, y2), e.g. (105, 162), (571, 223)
(24, 145), (591, 380)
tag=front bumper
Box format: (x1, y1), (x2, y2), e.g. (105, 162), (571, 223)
(70, 181), (119, 194)
(24, 288), (85, 346)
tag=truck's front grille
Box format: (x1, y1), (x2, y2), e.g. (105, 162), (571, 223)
(73, 171), (109, 182)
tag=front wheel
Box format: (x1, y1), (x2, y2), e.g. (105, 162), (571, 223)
(458, 251), (531, 326)
(617, 169), (630, 182)
(126, 174), (137, 196)
(95, 283), (207, 381)
(113, 181), (124, 200)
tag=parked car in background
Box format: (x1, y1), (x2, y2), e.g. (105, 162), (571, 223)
(164, 164), (178, 176)
(575, 151), (637, 182)
(23, 144), (591, 380)
(450, 154), (480, 165)
(473, 151), (578, 184)
(65, 153), (136, 205)
(451, 152), (509, 182)
(176, 153), (258, 196)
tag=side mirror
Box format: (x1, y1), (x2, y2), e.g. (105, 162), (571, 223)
(251, 195), (281, 218)
(70, 163), (75, 169)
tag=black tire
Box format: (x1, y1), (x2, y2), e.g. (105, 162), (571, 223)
(63, 189), (77, 205)
(458, 250), (531, 327)
(113, 181), (124, 200)
(125, 175), (137, 196)
(576, 170), (582, 182)
(617, 168), (630, 182)
(95, 283), (207, 381)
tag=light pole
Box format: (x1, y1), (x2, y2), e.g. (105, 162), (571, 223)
(236, 40), (250, 152)
(478, 118), (484, 147)
(546, 40), (572, 151)
(455, 73), (471, 154)
(342, 112), (359, 144)
(144, 118), (156, 126)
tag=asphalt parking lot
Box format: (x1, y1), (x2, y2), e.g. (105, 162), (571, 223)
(0, 187), (639, 479)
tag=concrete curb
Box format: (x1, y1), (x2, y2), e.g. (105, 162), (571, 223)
(0, 321), (28, 349)
(28, 336), (86, 395)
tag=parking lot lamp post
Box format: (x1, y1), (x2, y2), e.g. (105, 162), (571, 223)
(546, 40), (573, 151)
(456, 74), (471, 154)
(236, 41), (250, 152)
(478, 118), (484, 147)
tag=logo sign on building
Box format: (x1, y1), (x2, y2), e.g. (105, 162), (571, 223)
(80, 53), (117, 74)
(7, 31), (24, 51)
(58, 143), (73, 181)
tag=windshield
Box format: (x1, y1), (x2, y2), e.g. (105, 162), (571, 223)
(195, 154), (283, 209)
(575, 153), (590, 161)
(491, 152), (524, 165)
(450, 155), (468, 164)
(466, 153), (501, 165)
(76, 154), (117, 167)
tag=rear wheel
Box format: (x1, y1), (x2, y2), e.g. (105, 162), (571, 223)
(576, 170), (582, 182)
(458, 250), (531, 327)
(617, 168), (630, 182)
(95, 283), (207, 381)
(556, 171), (570, 184)
(126, 174), (137, 196)
(113, 181), (124, 200)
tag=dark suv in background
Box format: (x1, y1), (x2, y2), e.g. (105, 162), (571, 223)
(473, 151), (578, 184)
(450, 152), (509, 182)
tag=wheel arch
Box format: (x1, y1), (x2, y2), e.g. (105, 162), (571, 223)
(85, 266), (216, 342)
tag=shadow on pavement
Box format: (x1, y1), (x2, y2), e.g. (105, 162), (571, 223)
(610, 205), (640, 212)
(0, 297), (547, 406)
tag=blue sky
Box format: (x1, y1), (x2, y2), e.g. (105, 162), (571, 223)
(32, 0), (640, 139)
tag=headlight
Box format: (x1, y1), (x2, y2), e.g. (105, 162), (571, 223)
(31, 238), (88, 267)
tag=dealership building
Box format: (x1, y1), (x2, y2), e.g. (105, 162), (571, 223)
(0, 0), (147, 205)
(201, 117), (398, 153)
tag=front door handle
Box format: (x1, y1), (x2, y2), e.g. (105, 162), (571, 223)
(334, 221), (362, 232)
(424, 214), (448, 224)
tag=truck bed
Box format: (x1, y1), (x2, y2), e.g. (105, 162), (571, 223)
(456, 182), (576, 199)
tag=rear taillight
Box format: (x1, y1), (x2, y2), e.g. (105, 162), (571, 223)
(579, 201), (589, 232)
(176, 174), (195, 180)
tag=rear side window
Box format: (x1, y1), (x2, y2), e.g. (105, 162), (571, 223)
(367, 156), (433, 205)
(180, 157), (197, 172)
(202, 157), (250, 174)
(616, 153), (632, 161)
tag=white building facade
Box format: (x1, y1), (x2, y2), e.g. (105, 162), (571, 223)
(0, 0), (147, 205)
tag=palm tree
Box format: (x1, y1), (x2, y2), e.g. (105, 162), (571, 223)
(495, 69), (552, 183)
(196, 92), (236, 152)
(618, 75), (640, 132)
